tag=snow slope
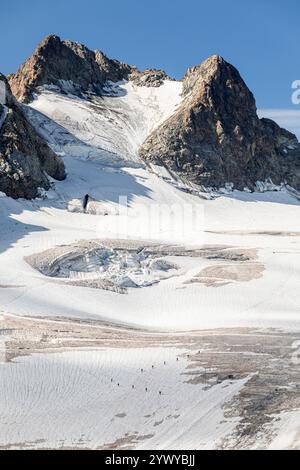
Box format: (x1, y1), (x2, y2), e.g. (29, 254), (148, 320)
(1, 80), (300, 450)
(0, 347), (247, 450)
(26, 80), (182, 164)
(269, 410), (300, 450)
(1, 82), (300, 331)
(1, 164), (300, 331)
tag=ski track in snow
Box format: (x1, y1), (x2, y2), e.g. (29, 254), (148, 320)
(1, 80), (300, 449)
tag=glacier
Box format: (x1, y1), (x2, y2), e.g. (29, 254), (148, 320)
(1, 79), (300, 450)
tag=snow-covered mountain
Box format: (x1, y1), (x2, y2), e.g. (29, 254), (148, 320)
(1, 36), (300, 450)
(4, 34), (300, 197)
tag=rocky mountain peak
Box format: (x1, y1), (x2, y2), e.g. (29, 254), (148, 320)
(183, 55), (257, 115)
(5, 40), (300, 196)
(140, 55), (300, 191)
(183, 55), (226, 93)
(37, 34), (61, 51)
(9, 35), (133, 102)
(9, 35), (175, 103)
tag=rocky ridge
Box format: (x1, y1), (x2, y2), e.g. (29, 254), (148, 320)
(129, 68), (174, 87)
(0, 73), (65, 199)
(7, 37), (300, 194)
(9, 35), (172, 103)
(140, 55), (300, 191)
(9, 35), (133, 103)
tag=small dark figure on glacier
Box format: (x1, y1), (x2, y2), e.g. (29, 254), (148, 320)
(83, 194), (89, 212)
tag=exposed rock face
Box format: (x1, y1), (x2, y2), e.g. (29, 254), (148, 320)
(8, 38), (300, 193)
(140, 55), (300, 190)
(9, 35), (173, 103)
(9, 35), (133, 103)
(0, 73), (65, 199)
(129, 68), (174, 87)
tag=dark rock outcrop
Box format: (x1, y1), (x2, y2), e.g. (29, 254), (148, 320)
(140, 55), (300, 191)
(129, 68), (174, 87)
(0, 73), (65, 199)
(9, 35), (133, 103)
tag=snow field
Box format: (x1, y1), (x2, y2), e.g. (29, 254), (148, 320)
(0, 347), (247, 450)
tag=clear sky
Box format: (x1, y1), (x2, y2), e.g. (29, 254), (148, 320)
(0, 0), (299, 108)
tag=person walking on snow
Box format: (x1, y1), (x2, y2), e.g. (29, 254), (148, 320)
(83, 194), (89, 212)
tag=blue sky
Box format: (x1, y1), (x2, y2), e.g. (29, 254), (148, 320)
(0, 0), (299, 108)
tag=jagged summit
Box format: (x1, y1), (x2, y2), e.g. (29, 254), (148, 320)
(182, 54), (256, 110)
(9, 35), (173, 103)
(5, 37), (300, 194)
(9, 35), (133, 102)
(140, 55), (300, 191)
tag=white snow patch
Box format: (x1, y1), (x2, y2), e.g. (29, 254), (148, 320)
(268, 410), (300, 450)
(27, 80), (182, 165)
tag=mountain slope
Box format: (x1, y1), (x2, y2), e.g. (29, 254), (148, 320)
(2, 37), (300, 452)
(140, 55), (300, 191)
(9, 35), (133, 103)
(25, 80), (182, 166)
(9, 35), (174, 104)
(0, 73), (65, 199)
(6, 36), (300, 196)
